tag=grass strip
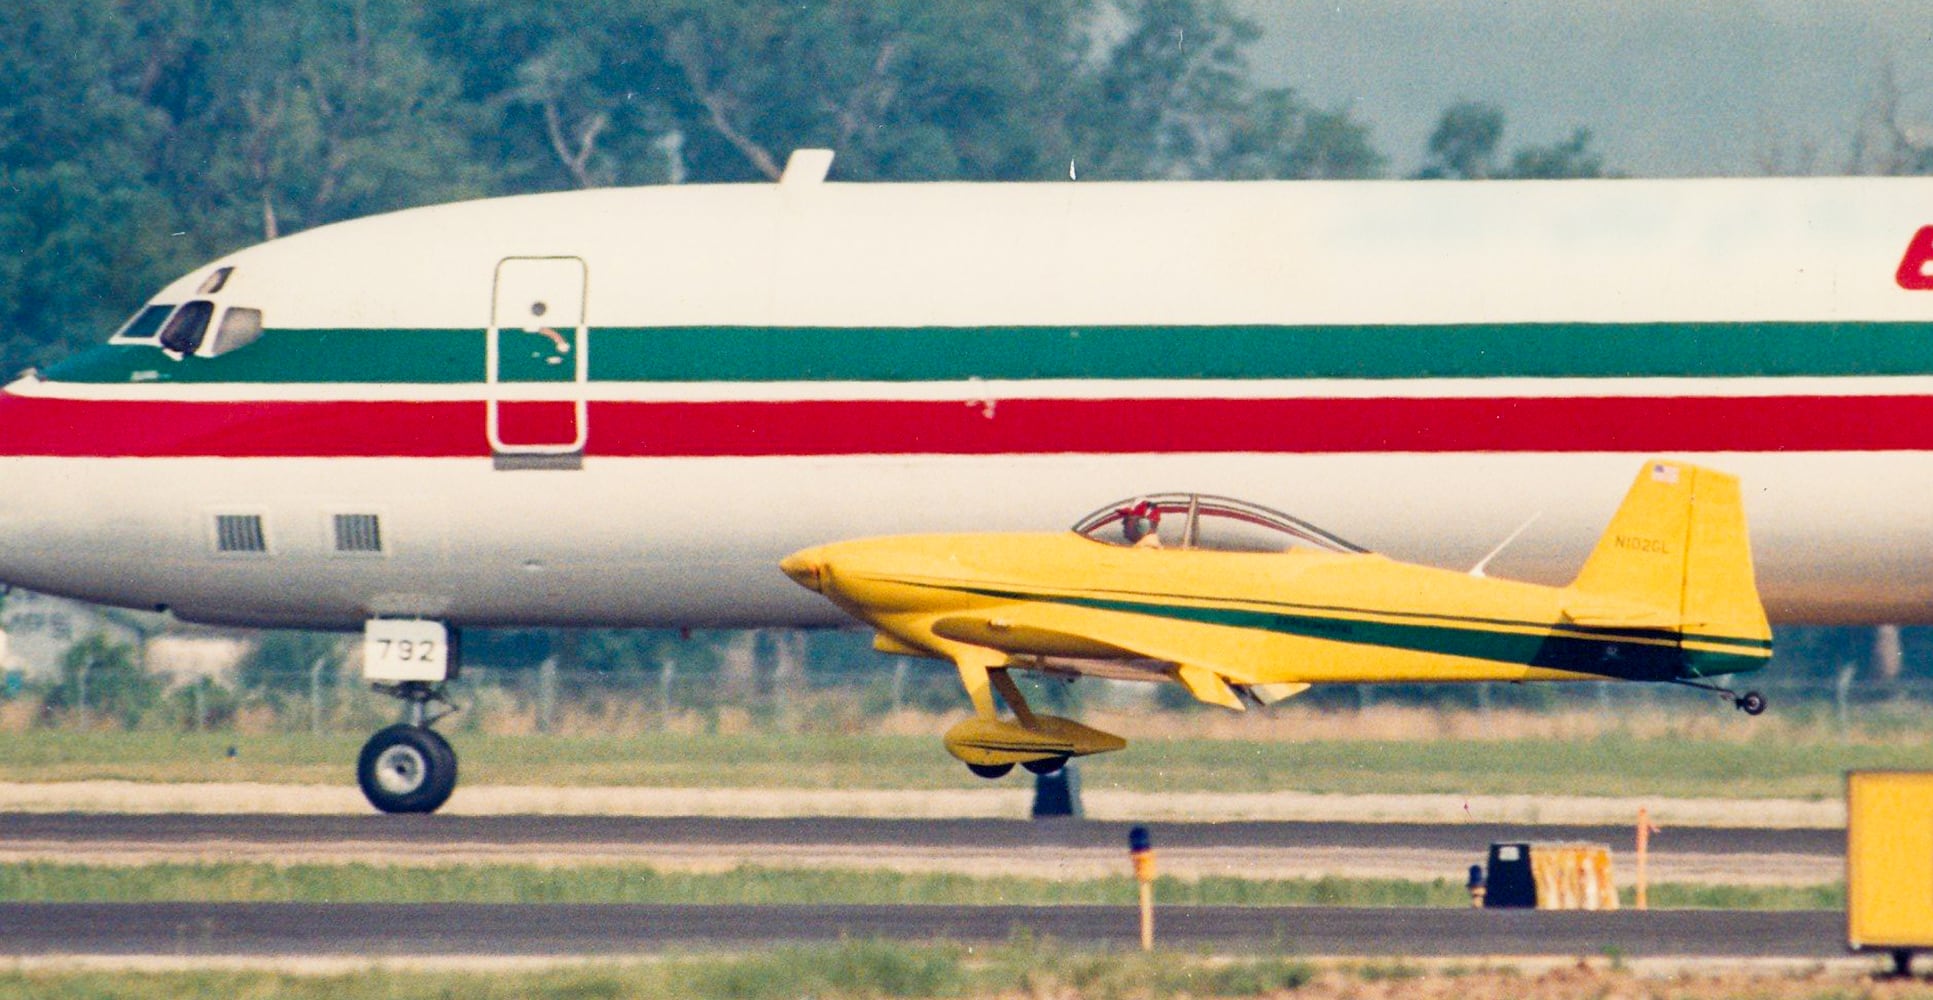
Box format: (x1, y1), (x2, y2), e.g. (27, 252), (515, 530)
(0, 728), (1922, 799)
(0, 940), (1324, 1000)
(0, 861), (1840, 910)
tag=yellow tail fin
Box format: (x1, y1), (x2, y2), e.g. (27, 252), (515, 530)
(1568, 461), (1771, 651)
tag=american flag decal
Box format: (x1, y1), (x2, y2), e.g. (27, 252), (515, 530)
(1651, 463), (1680, 484)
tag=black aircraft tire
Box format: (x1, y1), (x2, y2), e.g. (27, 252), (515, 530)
(358, 724), (459, 814)
(1022, 756), (1068, 775)
(966, 762), (1015, 779)
(1737, 691), (1767, 716)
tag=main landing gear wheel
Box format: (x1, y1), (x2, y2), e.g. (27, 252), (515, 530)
(1735, 691), (1767, 716)
(357, 724), (458, 814)
(1022, 756), (1069, 776)
(967, 762), (1015, 779)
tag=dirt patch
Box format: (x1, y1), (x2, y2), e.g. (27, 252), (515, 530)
(0, 953), (1911, 995)
(1277, 960), (1922, 1000)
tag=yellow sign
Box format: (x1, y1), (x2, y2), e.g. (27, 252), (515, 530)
(1848, 771), (1933, 952)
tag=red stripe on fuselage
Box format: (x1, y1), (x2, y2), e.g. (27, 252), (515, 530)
(1, 392), (1930, 458)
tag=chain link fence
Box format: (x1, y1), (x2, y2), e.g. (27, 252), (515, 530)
(4, 625), (1932, 735)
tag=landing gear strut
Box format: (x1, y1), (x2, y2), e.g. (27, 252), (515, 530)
(1673, 678), (1767, 716)
(943, 662), (1124, 779)
(357, 615), (462, 814)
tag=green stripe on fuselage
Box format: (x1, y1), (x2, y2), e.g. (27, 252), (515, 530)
(48, 330), (483, 384)
(41, 320), (1933, 384)
(956, 586), (1768, 682)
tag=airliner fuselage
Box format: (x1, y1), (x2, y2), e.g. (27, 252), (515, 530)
(6, 174), (1932, 628)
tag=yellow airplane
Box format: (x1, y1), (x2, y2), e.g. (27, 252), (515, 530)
(781, 460), (1773, 778)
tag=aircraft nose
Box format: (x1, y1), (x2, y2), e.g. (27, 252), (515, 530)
(780, 549), (827, 593)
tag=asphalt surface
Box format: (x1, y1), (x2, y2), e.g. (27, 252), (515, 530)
(0, 813), (1843, 856)
(0, 902), (1846, 957)
(0, 814), (1845, 958)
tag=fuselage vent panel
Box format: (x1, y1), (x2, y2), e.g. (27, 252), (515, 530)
(214, 514), (267, 553)
(333, 514), (383, 554)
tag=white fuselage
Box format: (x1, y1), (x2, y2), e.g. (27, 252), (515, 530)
(3, 176), (1932, 627)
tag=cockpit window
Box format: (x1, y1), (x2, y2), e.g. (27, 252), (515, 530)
(157, 300), (215, 354)
(208, 307), (264, 356)
(110, 304), (175, 344)
(1073, 493), (1367, 554)
(198, 267), (234, 294)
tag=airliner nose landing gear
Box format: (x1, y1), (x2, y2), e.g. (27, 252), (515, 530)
(358, 682), (459, 813)
(359, 722), (456, 813)
(358, 620), (461, 814)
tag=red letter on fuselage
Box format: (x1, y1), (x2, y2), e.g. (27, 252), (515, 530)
(1899, 226), (1933, 290)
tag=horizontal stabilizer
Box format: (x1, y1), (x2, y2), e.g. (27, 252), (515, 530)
(1175, 663), (1245, 711)
(1245, 682), (1311, 705)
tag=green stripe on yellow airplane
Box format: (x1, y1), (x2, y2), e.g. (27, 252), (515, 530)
(780, 459), (1773, 779)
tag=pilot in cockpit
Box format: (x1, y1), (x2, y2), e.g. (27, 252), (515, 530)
(1120, 500), (1163, 548)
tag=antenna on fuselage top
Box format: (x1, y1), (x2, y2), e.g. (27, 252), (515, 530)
(1469, 512), (1542, 579)
(780, 149), (834, 184)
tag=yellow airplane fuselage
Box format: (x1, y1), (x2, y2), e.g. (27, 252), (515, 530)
(781, 461), (1772, 770)
(785, 533), (1765, 696)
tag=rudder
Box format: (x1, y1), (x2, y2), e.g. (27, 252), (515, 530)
(1569, 461), (1770, 655)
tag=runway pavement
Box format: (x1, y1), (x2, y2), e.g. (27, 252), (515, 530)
(0, 902), (1844, 957)
(0, 815), (1850, 959)
(0, 812), (1841, 855)
(0, 813), (1842, 886)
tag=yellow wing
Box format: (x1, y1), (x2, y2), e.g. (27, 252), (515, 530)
(929, 604), (1311, 711)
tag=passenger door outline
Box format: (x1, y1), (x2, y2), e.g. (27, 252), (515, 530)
(488, 256), (588, 456)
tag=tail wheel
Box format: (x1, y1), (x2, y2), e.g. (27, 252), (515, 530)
(358, 724), (458, 814)
(1735, 691), (1767, 716)
(966, 762), (1014, 779)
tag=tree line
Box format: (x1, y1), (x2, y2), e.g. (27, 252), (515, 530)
(1, 0), (1620, 379)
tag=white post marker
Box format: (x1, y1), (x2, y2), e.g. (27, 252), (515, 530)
(362, 619), (451, 683)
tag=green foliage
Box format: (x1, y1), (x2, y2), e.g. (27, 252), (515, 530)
(1421, 101), (1506, 179)
(1509, 127), (1605, 179)
(689, 941), (966, 1000)
(1418, 99), (1605, 180)
(1351, 960), (1428, 982)
(1633, 881), (1843, 910)
(0, 943), (1315, 1000)
(0, 0), (1408, 379)
(165, 676), (239, 731)
(0, 860), (1486, 907)
(984, 938), (1316, 998)
(39, 633), (159, 728)
(234, 630), (346, 697)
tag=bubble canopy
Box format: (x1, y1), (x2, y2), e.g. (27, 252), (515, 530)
(1071, 493), (1367, 554)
